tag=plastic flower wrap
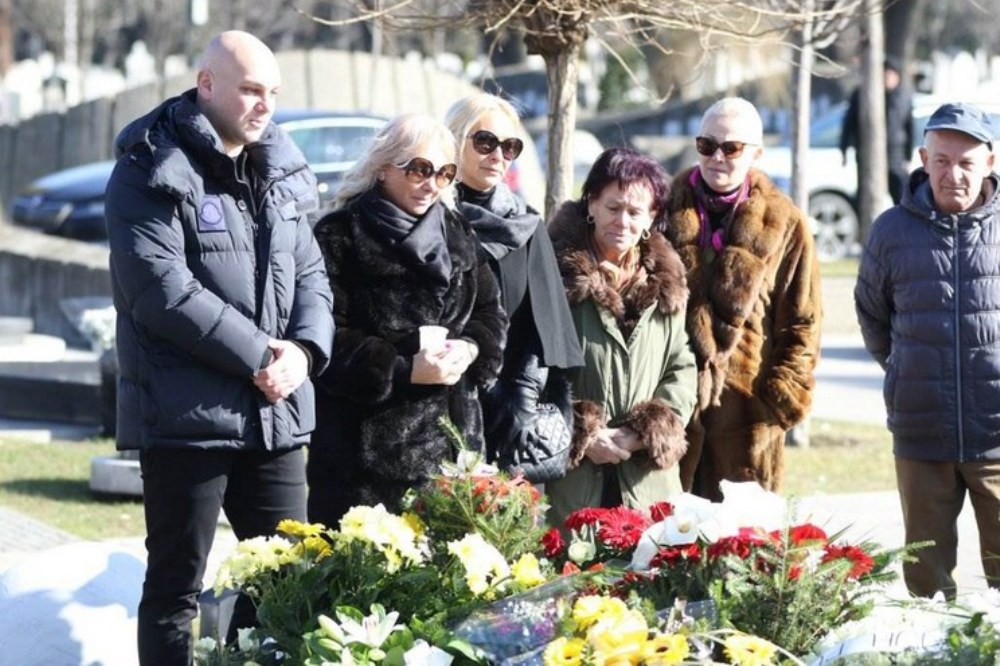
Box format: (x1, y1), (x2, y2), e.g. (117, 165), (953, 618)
(449, 573), (584, 663)
(534, 593), (789, 666)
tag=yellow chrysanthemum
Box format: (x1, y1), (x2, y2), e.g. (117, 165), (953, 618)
(336, 504), (428, 571)
(571, 595), (628, 629)
(447, 533), (511, 596)
(401, 511), (426, 536)
(724, 633), (778, 666)
(211, 535), (294, 595)
(640, 633), (690, 665)
(542, 636), (586, 666)
(276, 519), (326, 539)
(511, 553), (546, 588)
(588, 608), (648, 659)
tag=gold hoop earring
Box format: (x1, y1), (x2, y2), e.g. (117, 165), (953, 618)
(641, 228), (650, 240)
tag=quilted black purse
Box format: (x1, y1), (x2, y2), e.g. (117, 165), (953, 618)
(504, 402), (572, 483)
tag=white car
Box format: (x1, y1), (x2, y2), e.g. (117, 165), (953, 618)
(758, 98), (1000, 262)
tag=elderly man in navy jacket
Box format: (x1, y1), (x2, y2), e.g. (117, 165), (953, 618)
(856, 102), (999, 600)
(105, 31), (333, 664)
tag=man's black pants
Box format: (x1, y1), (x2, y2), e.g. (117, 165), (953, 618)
(137, 446), (306, 666)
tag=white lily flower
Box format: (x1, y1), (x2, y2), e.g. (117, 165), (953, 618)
(404, 639), (455, 665)
(336, 604), (403, 648)
(446, 449), (499, 476)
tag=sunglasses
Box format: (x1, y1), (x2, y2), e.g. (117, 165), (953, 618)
(468, 130), (524, 161)
(394, 157), (457, 187)
(695, 136), (754, 159)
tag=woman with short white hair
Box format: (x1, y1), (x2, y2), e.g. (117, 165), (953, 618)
(664, 96), (822, 501)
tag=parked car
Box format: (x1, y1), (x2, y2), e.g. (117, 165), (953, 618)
(759, 98), (1000, 262)
(10, 109), (387, 242)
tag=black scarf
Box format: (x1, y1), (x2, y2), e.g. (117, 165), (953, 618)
(457, 182), (537, 259)
(359, 188), (452, 291)
(457, 182), (583, 370)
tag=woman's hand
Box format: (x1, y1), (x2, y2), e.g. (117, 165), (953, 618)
(410, 340), (476, 385)
(584, 427), (633, 465)
(610, 426), (644, 453)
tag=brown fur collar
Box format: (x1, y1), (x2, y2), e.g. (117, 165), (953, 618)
(548, 200), (688, 321)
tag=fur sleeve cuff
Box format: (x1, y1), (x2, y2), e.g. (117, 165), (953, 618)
(622, 399), (688, 469)
(762, 372), (813, 430)
(570, 400), (605, 468)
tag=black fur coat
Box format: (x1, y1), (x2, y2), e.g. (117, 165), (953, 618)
(307, 198), (506, 523)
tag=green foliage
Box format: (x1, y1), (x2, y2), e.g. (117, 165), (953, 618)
(597, 48), (647, 112)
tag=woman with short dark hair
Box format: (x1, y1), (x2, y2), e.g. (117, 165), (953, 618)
(545, 147), (697, 527)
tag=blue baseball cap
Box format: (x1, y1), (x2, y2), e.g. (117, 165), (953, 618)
(924, 102), (995, 148)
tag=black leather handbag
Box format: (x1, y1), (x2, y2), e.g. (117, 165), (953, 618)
(505, 402), (572, 483)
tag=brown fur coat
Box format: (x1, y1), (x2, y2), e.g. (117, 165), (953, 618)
(664, 167), (822, 493)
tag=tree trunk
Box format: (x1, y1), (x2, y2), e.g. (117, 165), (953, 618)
(788, 0), (814, 449)
(540, 41), (581, 218)
(790, 0), (813, 214)
(858, 0), (887, 244)
(0, 0), (12, 78)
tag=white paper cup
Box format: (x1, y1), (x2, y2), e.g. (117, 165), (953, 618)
(418, 325), (449, 351)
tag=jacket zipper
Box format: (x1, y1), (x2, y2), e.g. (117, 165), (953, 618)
(953, 215), (964, 461)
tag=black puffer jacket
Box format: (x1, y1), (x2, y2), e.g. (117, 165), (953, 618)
(855, 169), (1000, 461)
(106, 90), (334, 451)
(309, 198), (506, 516)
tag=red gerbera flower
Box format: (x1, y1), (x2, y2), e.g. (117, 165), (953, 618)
(541, 527), (566, 558)
(595, 506), (652, 552)
(822, 545), (876, 579)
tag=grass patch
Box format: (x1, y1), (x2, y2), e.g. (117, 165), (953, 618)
(1, 418), (894, 542)
(0, 436), (145, 540)
(819, 258), (859, 279)
(784, 418), (895, 497)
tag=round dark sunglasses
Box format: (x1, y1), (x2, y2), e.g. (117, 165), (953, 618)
(394, 157), (458, 187)
(468, 130), (524, 161)
(695, 136), (754, 159)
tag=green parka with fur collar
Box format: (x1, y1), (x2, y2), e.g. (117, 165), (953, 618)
(545, 201), (697, 528)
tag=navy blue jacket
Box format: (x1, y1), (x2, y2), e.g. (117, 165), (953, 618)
(855, 169), (1000, 461)
(105, 90), (334, 451)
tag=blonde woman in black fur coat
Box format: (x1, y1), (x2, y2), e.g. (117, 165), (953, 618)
(307, 113), (506, 525)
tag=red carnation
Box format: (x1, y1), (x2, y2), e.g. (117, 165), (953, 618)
(564, 507), (607, 532)
(782, 523), (829, 546)
(707, 535), (754, 561)
(650, 543), (702, 568)
(822, 545), (876, 579)
(541, 527), (566, 558)
(649, 501), (674, 522)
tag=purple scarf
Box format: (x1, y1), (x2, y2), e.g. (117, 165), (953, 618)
(689, 169), (750, 256)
